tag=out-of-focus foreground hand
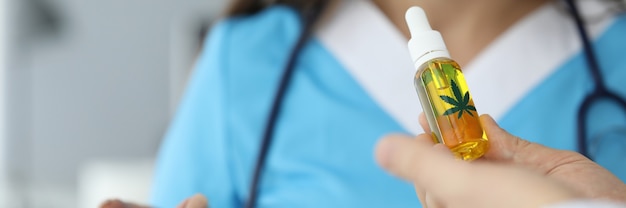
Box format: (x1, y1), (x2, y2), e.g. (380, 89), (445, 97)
(99, 193), (208, 208)
(375, 114), (626, 208)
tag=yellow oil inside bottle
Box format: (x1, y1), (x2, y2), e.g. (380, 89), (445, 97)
(414, 58), (489, 161)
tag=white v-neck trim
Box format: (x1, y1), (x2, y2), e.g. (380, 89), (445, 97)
(316, 0), (615, 135)
(316, 0), (422, 134)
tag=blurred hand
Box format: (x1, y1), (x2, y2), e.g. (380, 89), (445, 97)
(99, 193), (208, 208)
(375, 114), (626, 208)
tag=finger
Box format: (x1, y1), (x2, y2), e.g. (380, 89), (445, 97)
(375, 133), (465, 189)
(177, 194), (209, 208)
(480, 114), (525, 161)
(100, 199), (150, 208)
(176, 198), (189, 208)
(414, 184), (427, 208)
(376, 130), (574, 208)
(375, 133), (483, 207)
(424, 192), (445, 208)
(418, 113), (431, 134)
(413, 143), (450, 208)
(480, 115), (579, 172)
(186, 194), (209, 208)
(375, 133), (438, 174)
(481, 114), (542, 162)
(415, 184), (446, 208)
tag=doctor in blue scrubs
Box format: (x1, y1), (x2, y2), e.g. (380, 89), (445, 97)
(149, 0), (626, 207)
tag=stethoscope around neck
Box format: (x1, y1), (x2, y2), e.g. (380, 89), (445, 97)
(244, 0), (626, 207)
(565, 0), (626, 159)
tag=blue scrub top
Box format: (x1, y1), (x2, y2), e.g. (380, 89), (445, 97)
(150, 4), (626, 208)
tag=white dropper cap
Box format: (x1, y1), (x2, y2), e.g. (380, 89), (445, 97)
(406, 6), (451, 70)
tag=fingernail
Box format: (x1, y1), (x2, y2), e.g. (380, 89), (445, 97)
(480, 114), (498, 128)
(481, 114), (493, 121)
(375, 137), (397, 169)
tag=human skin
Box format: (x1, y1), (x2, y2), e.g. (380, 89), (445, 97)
(375, 114), (626, 208)
(371, 0), (549, 66)
(99, 193), (208, 208)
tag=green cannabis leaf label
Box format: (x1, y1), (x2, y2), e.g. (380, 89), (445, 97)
(440, 80), (476, 119)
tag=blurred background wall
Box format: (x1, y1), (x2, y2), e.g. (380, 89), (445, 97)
(1, 0), (9, 206)
(2, 0), (227, 207)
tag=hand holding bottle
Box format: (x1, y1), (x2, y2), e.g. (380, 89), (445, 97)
(375, 114), (626, 208)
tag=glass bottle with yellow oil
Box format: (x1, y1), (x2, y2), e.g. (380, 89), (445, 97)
(405, 7), (489, 161)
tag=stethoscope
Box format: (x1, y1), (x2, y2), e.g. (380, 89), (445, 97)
(245, 0), (626, 207)
(565, 0), (626, 159)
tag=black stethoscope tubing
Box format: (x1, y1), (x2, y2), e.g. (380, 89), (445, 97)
(245, 1), (626, 207)
(244, 2), (329, 208)
(564, 0), (626, 159)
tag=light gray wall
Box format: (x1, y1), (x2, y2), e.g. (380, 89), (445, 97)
(6, 0), (227, 207)
(0, 0), (9, 206)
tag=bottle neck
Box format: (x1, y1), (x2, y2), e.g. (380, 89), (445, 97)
(413, 50), (451, 70)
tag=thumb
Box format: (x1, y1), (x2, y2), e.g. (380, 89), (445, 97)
(481, 114), (533, 161)
(177, 194), (209, 208)
(481, 115), (575, 170)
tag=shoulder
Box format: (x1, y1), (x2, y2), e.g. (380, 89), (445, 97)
(187, 5), (308, 117)
(222, 5), (301, 35)
(206, 5), (302, 59)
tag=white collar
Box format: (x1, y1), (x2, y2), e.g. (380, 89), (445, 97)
(316, 0), (421, 134)
(316, 0), (614, 135)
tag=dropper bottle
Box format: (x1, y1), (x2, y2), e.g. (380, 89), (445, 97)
(405, 6), (489, 161)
